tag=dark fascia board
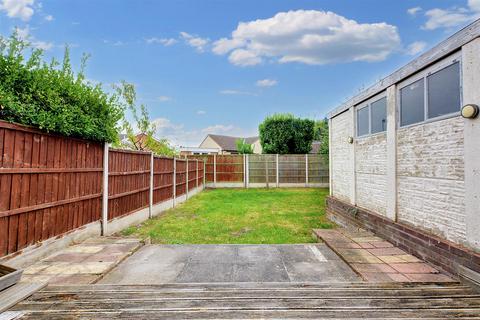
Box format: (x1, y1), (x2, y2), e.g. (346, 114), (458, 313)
(327, 18), (480, 119)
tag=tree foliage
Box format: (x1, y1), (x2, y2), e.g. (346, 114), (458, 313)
(0, 31), (124, 142)
(236, 139), (254, 154)
(114, 81), (176, 156)
(314, 118), (329, 155)
(259, 113), (315, 154)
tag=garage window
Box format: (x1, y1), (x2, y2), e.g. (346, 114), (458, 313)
(399, 58), (461, 127)
(356, 96), (387, 137)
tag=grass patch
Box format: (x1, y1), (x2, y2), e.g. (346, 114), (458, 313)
(121, 188), (333, 244)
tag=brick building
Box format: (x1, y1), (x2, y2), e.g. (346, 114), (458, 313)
(326, 19), (480, 277)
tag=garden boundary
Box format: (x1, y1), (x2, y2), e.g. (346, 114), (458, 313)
(0, 120), (205, 261)
(188, 154), (328, 188)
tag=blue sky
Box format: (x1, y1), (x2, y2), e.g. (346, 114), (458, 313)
(1, 0), (479, 147)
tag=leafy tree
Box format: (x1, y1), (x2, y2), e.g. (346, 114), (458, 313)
(0, 31), (123, 142)
(314, 118), (329, 155)
(236, 139), (254, 154)
(114, 81), (176, 156)
(259, 113), (315, 154)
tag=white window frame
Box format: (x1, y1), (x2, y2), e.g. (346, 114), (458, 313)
(355, 92), (387, 138)
(397, 51), (462, 128)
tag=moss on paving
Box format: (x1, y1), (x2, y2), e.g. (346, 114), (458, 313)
(121, 188), (333, 244)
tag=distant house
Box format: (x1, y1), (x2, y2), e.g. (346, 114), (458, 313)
(198, 134), (262, 154)
(310, 140), (322, 154)
(179, 147), (220, 156)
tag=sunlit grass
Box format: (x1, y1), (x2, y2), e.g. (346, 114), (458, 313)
(120, 188), (333, 244)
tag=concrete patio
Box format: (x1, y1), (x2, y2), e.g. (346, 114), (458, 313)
(99, 244), (360, 284)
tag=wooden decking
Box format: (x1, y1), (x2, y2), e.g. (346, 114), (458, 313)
(9, 282), (480, 319)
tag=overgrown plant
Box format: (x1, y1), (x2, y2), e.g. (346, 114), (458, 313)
(314, 118), (329, 156)
(114, 81), (176, 156)
(236, 139), (254, 154)
(259, 113), (315, 154)
(0, 31), (123, 142)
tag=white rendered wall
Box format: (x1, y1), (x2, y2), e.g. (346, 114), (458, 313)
(330, 109), (354, 203)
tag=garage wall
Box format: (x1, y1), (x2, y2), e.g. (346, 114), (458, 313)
(355, 133), (387, 216)
(396, 116), (466, 244)
(330, 109), (354, 203)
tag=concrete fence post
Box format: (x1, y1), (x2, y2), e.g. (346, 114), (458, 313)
(276, 154), (279, 188)
(203, 159), (206, 188)
(213, 154), (217, 188)
(305, 154), (309, 187)
(243, 154), (246, 188)
(149, 152), (154, 219)
(173, 157), (176, 207)
(196, 159), (199, 189)
(246, 154), (249, 188)
(101, 143), (110, 236)
(265, 155), (269, 188)
(186, 158), (189, 199)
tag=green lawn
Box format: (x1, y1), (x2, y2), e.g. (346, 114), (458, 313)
(121, 188), (333, 244)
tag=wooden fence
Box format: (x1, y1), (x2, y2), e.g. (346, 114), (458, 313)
(188, 154), (329, 187)
(0, 121), (205, 258)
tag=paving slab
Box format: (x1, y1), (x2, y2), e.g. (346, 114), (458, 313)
(20, 237), (142, 285)
(313, 228), (455, 283)
(99, 244), (361, 284)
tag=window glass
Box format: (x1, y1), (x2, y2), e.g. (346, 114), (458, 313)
(357, 107), (369, 136)
(427, 62), (460, 119)
(370, 97), (387, 133)
(400, 78), (424, 126)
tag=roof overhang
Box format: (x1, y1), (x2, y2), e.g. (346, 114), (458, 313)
(327, 19), (480, 119)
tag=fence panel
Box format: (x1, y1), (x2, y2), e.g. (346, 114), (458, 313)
(308, 155), (329, 184)
(187, 160), (197, 191)
(279, 154), (306, 184)
(248, 154), (276, 184)
(175, 159), (187, 196)
(215, 155), (244, 182)
(108, 149), (150, 220)
(153, 157), (174, 204)
(0, 121), (103, 256)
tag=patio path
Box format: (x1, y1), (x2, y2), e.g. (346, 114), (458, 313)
(19, 237), (142, 285)
(99, 244), (360, 284)
(313, 228), (454, 282)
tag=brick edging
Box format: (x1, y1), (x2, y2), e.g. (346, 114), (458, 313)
(326, 196), (480, 277)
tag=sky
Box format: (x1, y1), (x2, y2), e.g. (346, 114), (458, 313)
(1, 0), (479, 147)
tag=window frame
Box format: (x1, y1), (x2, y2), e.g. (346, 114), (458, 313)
(355, 92), (387, 138)
(397, 52), (462, 129)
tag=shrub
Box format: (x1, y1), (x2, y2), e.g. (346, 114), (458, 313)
(0, 32), (124, 142)
(259, 113), (315, 154)
(236, 139), (254, 154)
(314, 118), (329, 155)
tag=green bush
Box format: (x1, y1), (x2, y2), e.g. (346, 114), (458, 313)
(259, 113), (315, 154)
(0, 33), (124, 142)
(236, 138), (253, 154)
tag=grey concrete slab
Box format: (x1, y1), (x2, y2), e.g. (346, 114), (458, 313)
(99, 244), (360, 284)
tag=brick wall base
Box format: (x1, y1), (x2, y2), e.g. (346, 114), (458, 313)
(326, 196), (480, 277)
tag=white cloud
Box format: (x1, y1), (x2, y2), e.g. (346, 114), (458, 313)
(201, 125), (234, 134)
(219, 89), (257, 96)
(45, 14), (53, 21)
(228, 49), (262, 66)
(151, 117), (251, 147)
(145, 37), (177, 46)
(256, 79), (278, 87)
(406, 41), (427, 55)
(423, 1), (480, 30)
(180, 31), (209, 52)
(407, 7), (422, 16)
(158, 95), (173, 102)
(212, 10), (401, 66)
(0, 0), (34, 21)
(196, 110), (206, 115)
(15, 26), (53, 50)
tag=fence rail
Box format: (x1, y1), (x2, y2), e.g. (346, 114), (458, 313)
(188, 154), (329, 188)
(0, 120), (205, 258)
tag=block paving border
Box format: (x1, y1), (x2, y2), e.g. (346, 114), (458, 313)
(313, 228), (454, 282)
